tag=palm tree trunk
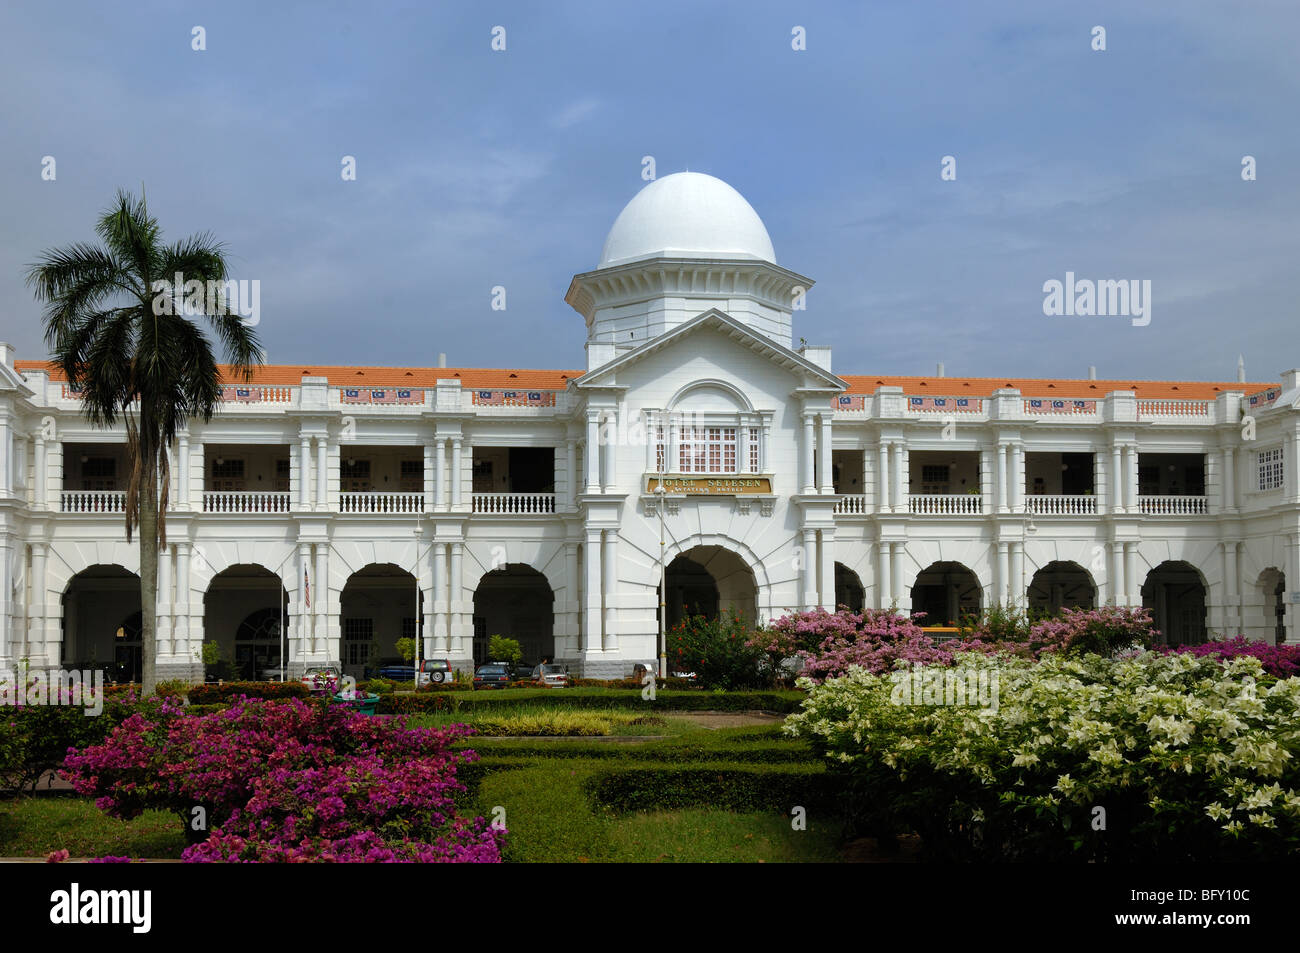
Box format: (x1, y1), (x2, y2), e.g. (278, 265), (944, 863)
(139, 446), (158, 695)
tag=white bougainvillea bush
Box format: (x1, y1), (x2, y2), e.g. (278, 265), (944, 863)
(786, 651), (1300, 861)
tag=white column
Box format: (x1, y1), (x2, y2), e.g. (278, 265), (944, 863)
(28, 542), (47, 661)
(175, 542), (191, 664)
(1126, 445), (1139, 510)
(567, 438), (578, 509)
(878, 538), (892, 610)
(1110, 542), (1123, 606)
(1223, 541), (1239, 634)
(564, 542), (579, 657)
(760, 418), (771, 472)
(602, 529), (618, 651)
(996, 443), (1008, 513)
(801, 414), (815, 494)
(0, 415), (11, 495)
(646, 415), (658, 473)
(1011, 444), (1024, 513)
(1123, 541), (1137, 608)
(449, 541), (463, 653)
(33, 434), (46, 510)
(818, 528), (835, 609)
(818, 413), (833, 494)
(451, 438), (463, 509)
(861, 448), (873, 510)
(299, 436), (312, 508)
(1093, 450), (1105, 515)
(997, 542), (1010, 606)
(1110, 444), (1123, 514)
(434, 437), (447, 510)
(802, 528), (818, 609)
(584, 529), (602, 652)
(891, 441), (904, 511)
(737, 422), (749, 475)
(601, 412), (616, 491)
(314, 543), (329, 659)
(177, 432), (190, 510)
(0, 535), (11, 659)
(891, 542), (903, 606)
(316, 435), (328, 511)
(669, 416), (682, 475)
(585, 413), (600, 493)
(1009, 542), (1024, 607)
(157, 542), (173, 651)
(423, 440), (435, 512)
(1289, 535), (1300, 642)
(1223, 447), (1236, 511)
(878, 441), (890, 513)
(432, 542), (447, 656)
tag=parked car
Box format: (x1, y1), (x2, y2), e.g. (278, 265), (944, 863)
(418, 658), (453, 686)
(472, 663), (514, 690)
(260, 664), (288, 681)
(376, 663), (415, 681)
(530, 663), (570, 688)
(301, 666), (340, 693)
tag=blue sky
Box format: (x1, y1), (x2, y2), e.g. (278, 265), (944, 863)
(1, 1), (1296, 382)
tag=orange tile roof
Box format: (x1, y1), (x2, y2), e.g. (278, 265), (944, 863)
(15, 360), (1276, 401)
(838, 375), (1275, 401)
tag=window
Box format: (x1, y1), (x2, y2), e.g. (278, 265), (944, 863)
(399, 459), (423, 492)
(343, 618), (373, 665)
(921, 464), (950, 494)
(749, 427), (761, 472)
(211, 457), (245, 491)
(275, 458), (291, 492)
(341, 458), (371, 492)
(401, 617), (421, 639)
(80, 456), (117, 490)
(678, 426), (737, 474)
(1259, 447), (1284, 492)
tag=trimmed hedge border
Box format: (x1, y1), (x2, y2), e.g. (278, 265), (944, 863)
(377, 690), (803, 716)
(584, 763), (835, 814)
(186, 681), (311, 704)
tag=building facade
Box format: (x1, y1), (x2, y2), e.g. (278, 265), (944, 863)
(1, 172), (1298, 681)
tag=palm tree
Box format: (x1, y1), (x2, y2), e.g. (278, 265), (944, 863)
(26, 189), (262, 694)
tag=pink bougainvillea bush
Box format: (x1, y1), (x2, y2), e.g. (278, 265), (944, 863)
(768, 605), (1161, 685)
(61, 696), (503, 863)
(1167, 636), (1300, 679)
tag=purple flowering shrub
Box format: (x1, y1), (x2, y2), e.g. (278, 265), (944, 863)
(1168, 637), (1300, 678)
(61, 696), (503, 863)
(770, 605), (1161, 685)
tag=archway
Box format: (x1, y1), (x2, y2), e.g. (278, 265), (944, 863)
(1028, 561), (1097, 614)
(910, 561), (981, 626)
(340, 564), (422, 680)
(472, 564), (554, 667)
(660, 545), (757, 630)
(835, 563), (865, 612)
(1142, 561), (1207, 646)
(204, 565), (289, 680)
(61, 565), (141, 682)
(1258, 568), (1287, 645)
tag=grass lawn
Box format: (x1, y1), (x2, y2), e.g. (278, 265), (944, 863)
(0, 797), (185, 859)
(1, 705), (846, 862)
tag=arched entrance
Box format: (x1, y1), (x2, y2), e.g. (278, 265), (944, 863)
(61, 566), (142, 683)
(660, 545), (757, 630)
(204, 565), (289, 680)
(1257, 568), (1287, 645)
(835, 562), (865, 612)
(1142, 561), (1207, 646)
(340, 564), (422, 680)
(911, 561), (981, 626)
(472, 564), (554, 667)
(1028, 561), (1097, 614)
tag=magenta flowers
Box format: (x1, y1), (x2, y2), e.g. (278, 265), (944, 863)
(61, 696), (503, 863)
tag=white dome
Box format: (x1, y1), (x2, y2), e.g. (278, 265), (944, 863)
(598, 172), (776, 269)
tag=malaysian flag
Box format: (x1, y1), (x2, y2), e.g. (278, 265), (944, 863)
(304, 566), (310, 609)
(220, 386), (262, 402)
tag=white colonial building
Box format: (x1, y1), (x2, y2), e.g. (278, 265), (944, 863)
(1, 172), (1298, 681)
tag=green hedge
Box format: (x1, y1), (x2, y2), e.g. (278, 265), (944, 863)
(585, 763), (834, 814)
(466, 739), (815, 765)
(377, 689), (802, 716)
(186, 681), (311, 704)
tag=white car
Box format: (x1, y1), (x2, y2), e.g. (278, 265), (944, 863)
(301, 667), (340, 693)
(531, 663), (570, 688)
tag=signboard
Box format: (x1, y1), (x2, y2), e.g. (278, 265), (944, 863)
(645, 475), (772, 495)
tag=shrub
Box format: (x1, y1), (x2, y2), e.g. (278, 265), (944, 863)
(0, 691), (139, 795)
(62, 696), (504, 863)
(787, 651), (1300, 861)
(771, 608), (955, 684)
(186, 681), (309, 704)
(666, 612), (765, 689)
(1169, 637), (1300, 679)
(487, 635), (522, 665)
(586, 764), (834, 814)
